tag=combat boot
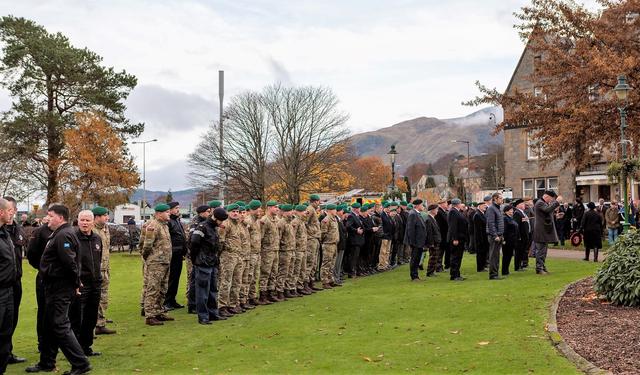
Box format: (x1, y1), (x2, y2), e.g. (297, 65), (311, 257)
(157, 314), (175, 321)
(310, 281), (323, 291)
(257, 293), (272, 305)
(268, 291), (279, 303)
(248, 298), (259, 306)
(304, 282), (316, 293)
(242, 302), (256, 310)
(231, 305), (244, 314)
(218, 307), (232, 317)
(594, 249), (599, 262)
(145, 317), (163, 326)
(284, 290), (295, 299)
(276, 291), (286, 301)
(298, 287), (311, 296)
(140, 308), (145, 317)
(322, 283), (333, 289)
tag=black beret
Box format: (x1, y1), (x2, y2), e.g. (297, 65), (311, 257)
(196, 205), (209, 214)
(587, 202), (596, 210)
(411, 199), (423, 206)
(543, 190), (557, 198)
(427, 204), (438, 211)
(168, 201), (180, 209)
(213, 207), (228, 221)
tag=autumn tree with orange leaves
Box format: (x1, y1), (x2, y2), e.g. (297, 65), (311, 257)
(467, 0), (640, 171)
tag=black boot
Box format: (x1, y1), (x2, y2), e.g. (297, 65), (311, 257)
(584, 248), (590, 261)
(594, 249), (599, 262)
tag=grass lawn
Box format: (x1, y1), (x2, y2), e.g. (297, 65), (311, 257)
(7, 253), (599, 374)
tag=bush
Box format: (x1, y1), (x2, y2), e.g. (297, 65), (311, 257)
(594, 230), (640, 306)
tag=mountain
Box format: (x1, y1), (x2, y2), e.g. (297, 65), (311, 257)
(130, 188), (199, 206)
(350, 106), (504, 168)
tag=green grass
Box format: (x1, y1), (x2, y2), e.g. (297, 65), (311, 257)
(7, 252), (599, 374)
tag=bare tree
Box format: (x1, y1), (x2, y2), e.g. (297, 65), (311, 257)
(263, 85), (350, 203)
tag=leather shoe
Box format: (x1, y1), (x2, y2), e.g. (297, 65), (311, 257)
(451, 277), (465, 281)
(84, 350), (102, 356)
(210, 314), (227, 321)
(62, 365), (92, 375)
(489, 276), (504, 280)
(25, 363), (55, 373)
(163, 304), (175, 312)
(198, 320), (212, 325)
(140, 308), (145, 317)
(171, 302), (184, 309)
(8, 354), (26, 364)
(95, 326), (116, 335)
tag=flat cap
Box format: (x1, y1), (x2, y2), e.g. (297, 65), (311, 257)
(196, 205), (209, 214)
(451, 198), (462, 205)
(427, 204), (438, 211)
(543, 190), (557, 198)
(502, 204), (513, 213)
(412, 199), (423, 206)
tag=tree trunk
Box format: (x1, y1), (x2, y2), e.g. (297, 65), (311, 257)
(45, 74), (61, 206)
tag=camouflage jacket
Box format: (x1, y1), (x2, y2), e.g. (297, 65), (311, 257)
(244, 214), (262, 254)
(320, 213), (340, 245)
(259, 214), (280, 252)
(291, 216), (308, 252)
(305, 205), (321, 240)
(220, 218), (244, 254)
(277, 215), (296, 251)
(140, 218), (172, 264)
(93, 223), (111, 270)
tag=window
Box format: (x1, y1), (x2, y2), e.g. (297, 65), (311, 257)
(534, 87), (543, 97)
(522, 177), (558, 198)
(534, 55), (542, 74)
(523, 179), (534, 198)
(588, 84), (599, 101)
(547, 178), (558, 194)
(536, 179), (546, 198)
(527, 131), (543, 160)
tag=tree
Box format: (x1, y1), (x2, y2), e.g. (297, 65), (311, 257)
(467, 0), (640, 171)
(165, 189), (173, 203)
(448, 167), (456, 187)
(403, 176), (412, 199)
(426, 163), (435, 175)
(403, 162), (430, 186)
(425, 176), (436, 188)
(59, 112), (139, 214)
(348, 156), (391, 192)
(0, 16), (142, 205)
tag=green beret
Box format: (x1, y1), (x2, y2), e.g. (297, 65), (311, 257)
(351, 202), (361, 209)
(407, 203), (414, 209)
(400, 201), (408, 207)
(154, 203), (170, 212)
(226, 203), (239, 211)
(279, 204), (293, 212)
(295, 204), (306, 212)
(92, 206), (108, 216)
(309, 194), (321, 201)
(336, 205), (345, 212)
(248, 200), (262, 210)
(361, 205), (369, 212)
(326, 203), (337, 210)
(382, 201), (390, 208)
(238, 205), (247, 211)
(389, 202), (399, 208)
(266, 200), (278, 207)
(303, 203), (309, 207)
(234, 201), (246, 207)
(208, 200), (222, 208)
(319, 204), (326, 209)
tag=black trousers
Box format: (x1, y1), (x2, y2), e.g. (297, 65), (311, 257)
(10, 278), (21, 355)
(502, 244), (514, 275)
(35, 274), (45, 353)
(194, 265), (219, 322)
(40, 280), (89, 369)
(390, 242), (399, 266)
(437, 242), (448, 271)
(165, 251), (183, 305)
(514, 241), (527, 270)
(409, 246), (423, 280)
(444, 243), (451, 269)
(372, 238), (382, 269)
(476, 244), (488, 272)
(348, 245), (361, 276)
(449, 242), (465, 279)
(0, 287), (14, 374)
(69, 283), (101, 353)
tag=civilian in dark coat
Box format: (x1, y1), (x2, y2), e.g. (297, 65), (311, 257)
(345, 205), (365, 277)
(512, 199), (531, 271)
(425, 204), (442, 277)
(473, 202), (490, 272)
(165, 202), (187, 309)
(533, 191), (562, 274)
(394, 205), (407, 265)
(447, 199), (468, 281)
(580, 202), (603, 262)
(502, 206), (518, 276)
(404, 200), (427, 281)
(435, 202), (449, 271)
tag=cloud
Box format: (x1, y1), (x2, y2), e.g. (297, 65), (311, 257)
(143, 158), (191, 191)
(267, 57), (292, 85)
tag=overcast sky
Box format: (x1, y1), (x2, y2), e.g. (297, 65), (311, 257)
(1, 0), (599, 193)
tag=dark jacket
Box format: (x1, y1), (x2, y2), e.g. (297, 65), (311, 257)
(513, 209), (530, 246)
(503, 215), (518, 248)
(533, 199), (560, 243)
(345, 212), (365, 246)
(189, 218), (220, 267)
(435, 207), (449, 242)
(404, 209), (427, 248)
(447, 208), (469, 243)
(39, 223), (81, 287)
(425, 214), (441, 248)
(572, 203), (585, 226)
(168, 214), (187, 255)
(337, 216), (347, 252)
(397, 209), (407, 243)
(485, 203), (504, 237)
(5, 220), (25, 278)
(580, 209), (603, 234)
(27, 225), (53, 270)
(380, 211), (394, 240)
(472, 210), (489, 252)
(0, 225), (16, 288)
(75, 228), (103, 285)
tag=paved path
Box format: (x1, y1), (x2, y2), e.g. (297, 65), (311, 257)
(547, 248), (607, 261)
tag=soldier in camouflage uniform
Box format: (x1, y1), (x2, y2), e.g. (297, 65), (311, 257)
(243, 200), (262, 305)
(305, 195), (322, 291)
(92, 206), (116, 335)
(218, 204), (245, 316)
(140, 204), (174, 325)
(237, 205), (254, 311)
(291, 205), (311, 296)
(320, 204), (340, 288)
(185, 204), (211, 314)
(276, 204), (296, 300)
(258, 201), (279, 304)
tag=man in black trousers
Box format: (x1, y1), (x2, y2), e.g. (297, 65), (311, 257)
(26, 216), (52, 357)
(447, 198), (468, 281)
(512, 199), (531, 271)
(435, 200), (449, 272)
(165, 202), (186, 310)
(404, 199), (427, 281)
(473, 196), (490, 272)
(27, 204), (91, 375)
(345, 203), (365, 278)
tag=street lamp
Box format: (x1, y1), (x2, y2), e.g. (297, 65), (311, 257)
(132, 138), (158, 221)
(614, 75), (632, 232)
(387, 144), (398, 192)
(452, 140), (471, 202)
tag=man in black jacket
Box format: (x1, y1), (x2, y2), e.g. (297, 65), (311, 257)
(189, 207), (228, 324)
(27, 204), (91, 374)
(345, 203), (365, 278)
(377, 203), (395, 271)
(2, 197), (25, 365)
(425, 204), (442, 277)
(165, 202), (186, 310)
(26, 216), (52, 357)
(334, 205), (348, 285)
(0, 198), (17, 374)
(473, 197), (490, 272)
(447, 199), (468, 281)
(404, 199), (427, 281)
(398, 202), (410, 264)
(435, 200), (449, 272)
(69, 210), (103, 357)
(485, 192), (505, 280)
(512, 199), (531, 271)
(186, 205), (211, 313)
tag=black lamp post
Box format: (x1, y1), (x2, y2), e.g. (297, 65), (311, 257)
(614, 75), (632, 232)
(388, 144), (398, 192)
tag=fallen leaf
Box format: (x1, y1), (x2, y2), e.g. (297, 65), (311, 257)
(377, 354), (384, 358)
(449, 330), (460, 334)
(477, 341), (490, 346)
(363, 357), (372, 362)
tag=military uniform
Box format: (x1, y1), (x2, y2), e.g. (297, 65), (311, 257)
(291, 213), (308, 293)
(305, 204), (321, 286)
(140, 217), (172, 320)
(276, 212), (296, 298)
(244, 212), (261, 304)
(93, 222), (110, 329)
(320, 211), (340, 286)
(258, 212), (279, 301)
(237, 217), (252, 307)
(218, 217), (244, 310)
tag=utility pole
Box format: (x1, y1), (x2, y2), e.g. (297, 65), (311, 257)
(132, 139), (157, 221)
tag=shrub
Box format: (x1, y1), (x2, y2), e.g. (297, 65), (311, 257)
(594, 230), (640, 306)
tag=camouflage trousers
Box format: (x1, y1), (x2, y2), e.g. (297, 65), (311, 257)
(139, 261), (146, 307)
(378, 239), (392, 270)
(185, 257), (195, 308)
(259, 250), (278, 293)
(291, 250), (306, 290)
(96, 266), (110, 327)
(306, 238), (320, 283)
(321, 243), (337, 285)
(143, 261), (170, 318)
(247, 253), (260, 300)
(238, 255), (251, 305)
(218, 251), (243, 308)
(276, 250), (294, 293)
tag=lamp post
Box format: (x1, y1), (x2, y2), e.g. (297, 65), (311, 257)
(452, 140), (471, 201)
(614, 75), (632, 232)
(387, 144), (398, 192)
(132, 139), (158, 221)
